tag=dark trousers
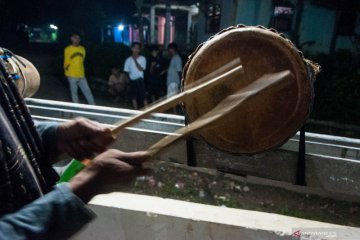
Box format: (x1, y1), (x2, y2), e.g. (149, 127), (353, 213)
(129, 78), (146, 107)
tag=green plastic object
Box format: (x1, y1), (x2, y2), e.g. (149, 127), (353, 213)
(57, 159), (86, 183)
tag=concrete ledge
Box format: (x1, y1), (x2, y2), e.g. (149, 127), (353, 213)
(72, 193), (360, 240)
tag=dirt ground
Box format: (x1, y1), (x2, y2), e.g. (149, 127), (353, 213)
(17, 44), (360, 227)
(17, 43), (131, 108)
(125, 162), (360, 227)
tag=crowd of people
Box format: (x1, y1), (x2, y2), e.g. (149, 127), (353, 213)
(64, 33), (183, 110)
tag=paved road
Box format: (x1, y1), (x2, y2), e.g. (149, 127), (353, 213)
(16, 43), (130, 108)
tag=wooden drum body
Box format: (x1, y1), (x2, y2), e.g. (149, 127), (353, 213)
(0, 48), (40, 98)
(15, 56), (40, 98)
(182, 25), (319, 154)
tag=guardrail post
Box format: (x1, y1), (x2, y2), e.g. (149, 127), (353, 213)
(295, 126), (306, 185)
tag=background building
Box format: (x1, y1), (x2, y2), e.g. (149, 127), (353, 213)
(196, 0), (360, 54)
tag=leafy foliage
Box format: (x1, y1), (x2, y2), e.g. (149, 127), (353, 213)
(86, 42), (131, 80)
(309, 50), (360, 125)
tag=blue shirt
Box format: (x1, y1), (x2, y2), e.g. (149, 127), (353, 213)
(0, 183), (94, 240)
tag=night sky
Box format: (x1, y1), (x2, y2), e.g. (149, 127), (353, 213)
(0, 0), (137, 27)
(0, 0), (138, 45)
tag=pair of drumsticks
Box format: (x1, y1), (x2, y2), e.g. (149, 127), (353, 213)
(106, 57), (293, 157)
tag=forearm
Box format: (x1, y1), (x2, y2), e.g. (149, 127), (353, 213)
(0, 184), (95, 240)
(69, 164), (101, 203)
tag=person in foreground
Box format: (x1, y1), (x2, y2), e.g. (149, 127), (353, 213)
(0, 51), (150, 239)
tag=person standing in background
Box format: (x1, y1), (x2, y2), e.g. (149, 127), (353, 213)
(123, 42), (147, 109)
(148, 45), (165, 102)
(64, 33), (95, 105)
(166, 43), (182, 98)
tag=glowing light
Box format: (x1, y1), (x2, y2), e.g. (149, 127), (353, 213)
(50, 24), (58, 30)
(118, 24), (124, 31)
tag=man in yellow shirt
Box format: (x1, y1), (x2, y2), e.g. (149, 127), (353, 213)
(64, 34), (95, 104)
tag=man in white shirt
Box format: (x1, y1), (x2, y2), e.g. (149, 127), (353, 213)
(124, 42), (147, 109)
(166, 43), (182, 98)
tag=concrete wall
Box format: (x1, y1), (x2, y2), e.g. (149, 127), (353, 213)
(188, 136), (360, 200)
(71, 192), (360, 240)
(336, 14), (360, 52)
(111, 128), (187, 165)
(235, 0), (273, 27)
(299, 3), (336, 53)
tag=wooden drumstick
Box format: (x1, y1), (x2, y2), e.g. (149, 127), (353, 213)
(182, 58), (241, 91)
(78, 70), (293, 172)
(110, 58), (243, 138)
(78, 59), (243, 168)
(146, 70), (294, 157)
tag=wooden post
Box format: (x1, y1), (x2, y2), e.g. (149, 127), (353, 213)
(291, 0), (304, 46)
(165, 1), (171, 47)
(134, 0), (144, 44)
(329, 10), (341, 54)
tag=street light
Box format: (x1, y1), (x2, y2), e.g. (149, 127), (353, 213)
(50, 24), (58, 30)
(118, 24), (124, 31)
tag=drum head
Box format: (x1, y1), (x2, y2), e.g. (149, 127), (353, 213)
(182, 26), (315, 154)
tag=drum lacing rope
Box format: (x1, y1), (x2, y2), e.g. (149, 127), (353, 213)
(0, 48), (27, 96)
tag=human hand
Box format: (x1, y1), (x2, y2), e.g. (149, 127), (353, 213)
(69, 149), (151, 202)
(57, 118), (115, 159)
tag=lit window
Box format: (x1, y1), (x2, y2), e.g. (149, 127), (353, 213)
(271, 2), (294, 32)
(206, 4), (221, 33)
